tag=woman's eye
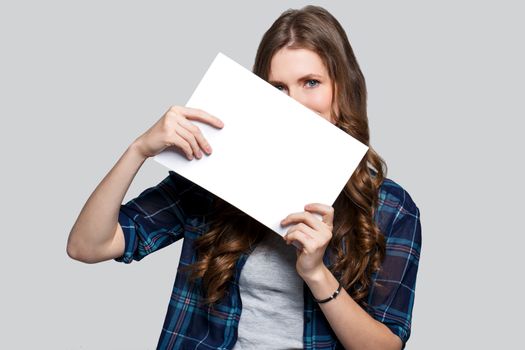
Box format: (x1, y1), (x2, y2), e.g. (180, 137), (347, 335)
(306, 79), (319, 88)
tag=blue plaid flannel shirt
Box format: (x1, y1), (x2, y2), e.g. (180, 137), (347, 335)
(115, 171), (422, 349)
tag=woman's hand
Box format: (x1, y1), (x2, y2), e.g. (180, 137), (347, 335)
(280, 203), (334, 280)
(133, 105), (224, 159)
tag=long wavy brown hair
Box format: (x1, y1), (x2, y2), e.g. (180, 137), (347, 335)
(181, 5), (388, 311)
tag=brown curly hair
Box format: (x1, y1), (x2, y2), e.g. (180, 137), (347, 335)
(180, 5), (387, 311)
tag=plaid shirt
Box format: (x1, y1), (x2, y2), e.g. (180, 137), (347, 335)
(115, 171), (422, 349)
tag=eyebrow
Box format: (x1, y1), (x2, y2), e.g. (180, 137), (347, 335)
(268, 73), (325, 86)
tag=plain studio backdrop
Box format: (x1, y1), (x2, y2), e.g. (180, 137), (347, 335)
(1, 1), (523, 349)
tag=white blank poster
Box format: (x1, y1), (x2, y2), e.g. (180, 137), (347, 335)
(154, 52), (368, 236)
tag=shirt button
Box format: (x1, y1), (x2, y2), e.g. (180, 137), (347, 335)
(305, 316), (311, 323)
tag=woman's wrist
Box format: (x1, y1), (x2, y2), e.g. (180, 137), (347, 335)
(302, 265), (341, 302)
(301, 264), (339, 290)
(300, 264), (329, 284)
(128, 140), (149, 162)
(313, 281), (342, 303)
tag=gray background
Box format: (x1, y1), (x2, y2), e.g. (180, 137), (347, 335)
(1, 0), (523, 348)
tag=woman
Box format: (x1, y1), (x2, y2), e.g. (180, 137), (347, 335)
(67, 5), (421, 350)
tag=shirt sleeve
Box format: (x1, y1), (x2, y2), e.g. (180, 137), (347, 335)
(114, 170), (214, 264)
(367, 188), (422, 348)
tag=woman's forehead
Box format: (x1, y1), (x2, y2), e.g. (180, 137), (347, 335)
(269, 48), (329, 80)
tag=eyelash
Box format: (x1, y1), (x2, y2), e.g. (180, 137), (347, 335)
(275, 79), (320, 91)
(306, 79), (320, 88)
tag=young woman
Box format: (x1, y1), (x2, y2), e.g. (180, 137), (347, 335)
(67, 5), (422, 350)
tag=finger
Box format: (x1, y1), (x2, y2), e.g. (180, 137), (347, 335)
(174, 122), (202, 158)
(178, 106), (224, 128)
(287, 223), (316, 240)
(281, 212), (324, 231)
(284, 230), (314, 254)
(170, 133), (194, 160)
(288, 222), (331, 248)
(305, 203), (335, 226)
(177, 117), (213, 155)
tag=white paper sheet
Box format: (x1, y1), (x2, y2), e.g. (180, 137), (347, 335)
(154, 52), (368, 236)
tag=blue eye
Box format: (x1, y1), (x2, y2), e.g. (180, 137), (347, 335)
(306, 79), (320, 87)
